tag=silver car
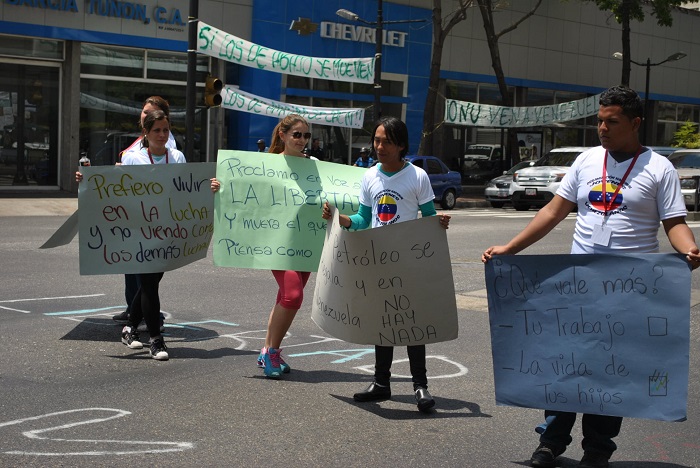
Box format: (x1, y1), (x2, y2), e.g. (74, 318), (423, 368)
(668, 149), (700, 209)
(484, 159), (537, 208)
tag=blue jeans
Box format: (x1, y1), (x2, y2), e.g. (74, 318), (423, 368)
(540, 410), (622, 457)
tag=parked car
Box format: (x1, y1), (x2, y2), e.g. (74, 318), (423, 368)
(461, 144), (503, 184)
(484, 159), (538, 208)
(509, 147), (591, 211)
(647, 146), (680, 157)
(405, 155), (462, 210)
(667, 148), (700, 209)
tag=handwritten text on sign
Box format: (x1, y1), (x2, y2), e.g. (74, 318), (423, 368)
(445, 94), (601, 128)
(485, 253), (690, 421)
(78, 163), (216, 275)
(212, 151), (365, 272)
(221, 86), (365, 129)
(197, 21), (374, 84)
(311, 207), (458, 346)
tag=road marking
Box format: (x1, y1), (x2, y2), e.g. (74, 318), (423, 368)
(354, 355), (469, 379)
(0, 305), (30, 313)
(0, 408), (193, 456)
(0, 294), (105, 304)
(45, 306), (123, 316)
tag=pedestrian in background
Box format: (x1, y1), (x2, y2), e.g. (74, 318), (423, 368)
(322, 116), (450, 412)
(353, 147), (374, 167)
(482, 86), (700, 468)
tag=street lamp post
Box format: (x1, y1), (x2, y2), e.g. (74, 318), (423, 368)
(612, 51), (687, 145)
(337, 2), (425, 122)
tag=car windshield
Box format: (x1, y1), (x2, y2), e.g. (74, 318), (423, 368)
(535, 151), (580, 167)
(465, 147), (492, 157)
(669, 152), (700, 169)
(506, 160), (536, 174)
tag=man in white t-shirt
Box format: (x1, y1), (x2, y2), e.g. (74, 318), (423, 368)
(482, 86), (700, 468)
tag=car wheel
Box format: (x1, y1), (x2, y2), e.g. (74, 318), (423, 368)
(440, 189), (456, 210)
(490, 201), (505, 209)
(513, 202), (530, 211)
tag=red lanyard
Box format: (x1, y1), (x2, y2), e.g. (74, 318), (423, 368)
(147, 148), (169, 165)
(601, 147), (642, 215)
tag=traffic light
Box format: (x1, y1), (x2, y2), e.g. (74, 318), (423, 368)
(204, 75), (223, 107)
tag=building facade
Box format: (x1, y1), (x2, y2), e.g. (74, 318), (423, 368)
(1, 0), (699, 192)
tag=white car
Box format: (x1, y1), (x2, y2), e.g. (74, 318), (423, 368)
(509, 147), (591, 211)
(667, 149), (700, 209)
(484, 159), (537, 208)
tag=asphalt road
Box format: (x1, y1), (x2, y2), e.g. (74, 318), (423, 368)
(1, 208), (699, 467)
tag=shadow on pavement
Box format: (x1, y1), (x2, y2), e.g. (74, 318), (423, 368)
(328, 393), (491, 420)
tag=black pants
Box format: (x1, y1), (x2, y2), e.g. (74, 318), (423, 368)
(127, 272), (164, 339)
(124, 274), (141, 314)
(374, 344), (427, 390)
(540, 410), (622, 457)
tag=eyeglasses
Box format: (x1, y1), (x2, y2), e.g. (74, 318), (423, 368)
(291, 131), (312, 140)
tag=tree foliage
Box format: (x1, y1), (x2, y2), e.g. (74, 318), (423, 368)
(585, 0), (687, 85)
(672, 121), (700, 149)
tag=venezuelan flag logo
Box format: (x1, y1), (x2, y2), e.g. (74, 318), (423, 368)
(588, 182), (623, 211)
(377, 194), (398, 222)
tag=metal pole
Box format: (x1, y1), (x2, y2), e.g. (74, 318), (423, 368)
(374, 0), (383, 122)
(643, 58), (651, 146)
(185, 0), (198, 160)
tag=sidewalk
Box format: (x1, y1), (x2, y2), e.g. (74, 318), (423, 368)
(0, 197), (78, 217)
(0, 185), (490, 217)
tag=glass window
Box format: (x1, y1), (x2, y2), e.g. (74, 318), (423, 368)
(286, 75), (310, 89)
(81, 44), (144, 78)
(478, 83), (512, 105)
(657, 102), (677, 121)
(0, 35), (63, 60)
(524, 88), (553, 106)
(80, 80), (190, 165)
(446, 80), (477, 102)
(0, 64), (60, 186)
(313, 78), (351, 93)
(146, 51), (209, 82)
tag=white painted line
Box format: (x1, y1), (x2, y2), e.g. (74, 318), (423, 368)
(0, 294), (105, 304)
(0, 305), (30, 313)
(0, 408), (193, 456)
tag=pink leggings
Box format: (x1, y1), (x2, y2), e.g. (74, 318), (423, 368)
(272, 270), (311, 310)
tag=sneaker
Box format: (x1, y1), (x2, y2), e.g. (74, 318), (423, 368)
(112, 310), (129, 324)
(257, 347), (267, 368)
(530, 443), (565, 468)
(415, 387), (435, 412)
(263, 347), (282, 378)
(258, 347), (290, 373)
(121, 326), (143, 349)
(149, 338), (169, 361)
(137, 313), (165, 333)
(578, 452), (609, 468)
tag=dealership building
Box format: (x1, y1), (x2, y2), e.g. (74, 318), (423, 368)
(1, 0), (699, 192)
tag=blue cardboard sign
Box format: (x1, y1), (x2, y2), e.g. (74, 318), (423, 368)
(485, 253), (691, 421)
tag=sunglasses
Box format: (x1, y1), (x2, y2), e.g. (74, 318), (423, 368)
(290, 131), (312, 140)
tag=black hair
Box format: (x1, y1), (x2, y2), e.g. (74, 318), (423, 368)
(372, 116), (409, 158)
(599, 86), (643, 120)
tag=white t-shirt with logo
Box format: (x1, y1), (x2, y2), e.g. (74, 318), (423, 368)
(359, 162), (435, 228)
(557, 146), (686, 254)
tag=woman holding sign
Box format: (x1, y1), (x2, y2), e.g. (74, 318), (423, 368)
(119, 110), (186, 361)
(211, 114), (312, 378)
(322, 116), (451, 412)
